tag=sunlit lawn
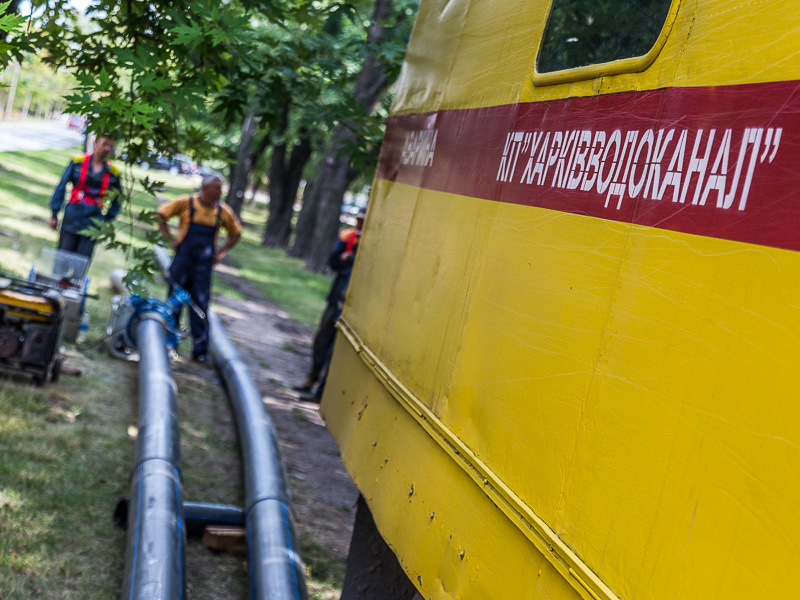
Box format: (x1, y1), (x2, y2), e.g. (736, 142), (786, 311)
(0, 145), (335, 599)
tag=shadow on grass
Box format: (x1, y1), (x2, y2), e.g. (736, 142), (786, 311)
(0, 171), (55, 209)
(0, 383), (131, 597)
(0, 150), (74, 177)
(299, 531), (346, 589)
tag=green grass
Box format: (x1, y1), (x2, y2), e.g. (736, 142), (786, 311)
(291, 406), (309, 422)
(215, 224), (328, 326)
(0, 146), (339, 598)
(299, 531), (346, 589)
(0, 147), (328, 327)
(0, 351), (137, 598)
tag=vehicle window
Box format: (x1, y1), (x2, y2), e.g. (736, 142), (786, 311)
(537, 0), (674, 73)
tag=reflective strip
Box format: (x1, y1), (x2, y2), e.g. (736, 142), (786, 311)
(69, 154), (108, 208)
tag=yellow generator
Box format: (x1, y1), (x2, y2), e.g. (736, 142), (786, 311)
(0, 275), (65, 385)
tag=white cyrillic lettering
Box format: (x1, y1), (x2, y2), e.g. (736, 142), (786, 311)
(682, 129), (716, 205)
(424, 131), (437, 167)
(606, 130), (640, 209)
(552, 130), (578, 188)
(532, 132), (551, 185)
(567, 130), (592, 190)
(597, 130), (621, 195)
(643, 129), (675, 200)
(737, 127), (764, 211)
(581, 131), (606, 191)
(496, 131), (527, 182)
(721, 128), (756, 209)
(658, 129), (687, 202)
(700, 129), (731, 207)
(628, 129), (654, 199)
(520, 131), (546, 184)
(542, 132), (563, 185)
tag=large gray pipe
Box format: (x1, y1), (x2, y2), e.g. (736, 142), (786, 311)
(120, 317), (185, 599)
(153, 244), (306, 599)
(209, 312), (307, 600)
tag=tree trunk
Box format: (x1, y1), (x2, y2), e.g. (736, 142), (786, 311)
(288, 175), (321, 258)
(246, 130), (271, 197)
(4, 62), (20, 121)
(263, 103), (291, 247)
(303, 0), (393, 271)
(225, 110), (258, 218)
(263, 104), (314, 248)
(340, 496), (423, 600)
(248, 175), (261, 208)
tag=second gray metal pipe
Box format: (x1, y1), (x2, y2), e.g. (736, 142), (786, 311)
(120, 316), (185, 599)
(209, 312), (307, 600)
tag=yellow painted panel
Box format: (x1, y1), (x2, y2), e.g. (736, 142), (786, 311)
(349, 182), (495, 412)
(343, 178), (419, 356)
(394, 0), (800, 114)
(390, 0), (471, 115)
(322, 342), (584, 600)
(326, 1), (800, 598)
(442, 206), (633, 527)
(447, 208), (800, 597)
(561, 230), (800, 598)
(332, 184), (800, 599)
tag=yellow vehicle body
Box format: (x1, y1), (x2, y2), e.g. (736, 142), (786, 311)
(321, 1), (800, 598)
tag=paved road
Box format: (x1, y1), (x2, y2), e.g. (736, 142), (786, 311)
(0, 119), (84, 152)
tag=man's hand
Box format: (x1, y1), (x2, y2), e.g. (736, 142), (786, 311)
(49, 217), (58, 231)
(214, 233), (241, 266)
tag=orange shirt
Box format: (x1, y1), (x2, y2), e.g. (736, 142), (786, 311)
(157, 195), (242, 244)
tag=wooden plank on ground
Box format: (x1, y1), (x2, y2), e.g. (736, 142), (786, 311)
(201, 526), (247, 553)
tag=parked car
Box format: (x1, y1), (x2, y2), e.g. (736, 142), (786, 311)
(67, 115), (85, 130)
(139, 155), (170, 171)
(170, 154), (198, 176)
(139, 154), (198, 176)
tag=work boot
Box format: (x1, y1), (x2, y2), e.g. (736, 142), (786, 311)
(292, 377), (314, 393)
(298, 388), (323, 404)
(192, 353), (210, 367)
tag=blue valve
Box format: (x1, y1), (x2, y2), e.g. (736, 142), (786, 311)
(126, 285), (198, 349)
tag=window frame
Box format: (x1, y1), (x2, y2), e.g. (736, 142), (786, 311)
(532, 0), (683, 86)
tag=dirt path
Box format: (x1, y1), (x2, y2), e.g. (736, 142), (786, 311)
(210, 277), (359, 590)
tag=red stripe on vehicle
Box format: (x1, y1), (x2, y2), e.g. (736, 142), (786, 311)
(377, 80), (800, 252)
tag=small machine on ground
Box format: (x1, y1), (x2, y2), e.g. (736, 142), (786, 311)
(0, 274), (65, 384)
(29, 248), (91, 343)
(0, 249), (93, 385)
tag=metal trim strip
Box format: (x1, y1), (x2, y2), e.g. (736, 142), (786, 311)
(337, 316), (621, 600)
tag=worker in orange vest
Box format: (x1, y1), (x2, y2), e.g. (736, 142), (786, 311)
(295, 208), (365, 401)
(50, 134), (122, 259)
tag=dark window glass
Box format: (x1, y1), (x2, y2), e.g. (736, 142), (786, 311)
(537, 0), (674, 73)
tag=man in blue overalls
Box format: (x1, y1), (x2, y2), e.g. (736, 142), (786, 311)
(156, 174), (242, 363)
(50, 134), (122, 259)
